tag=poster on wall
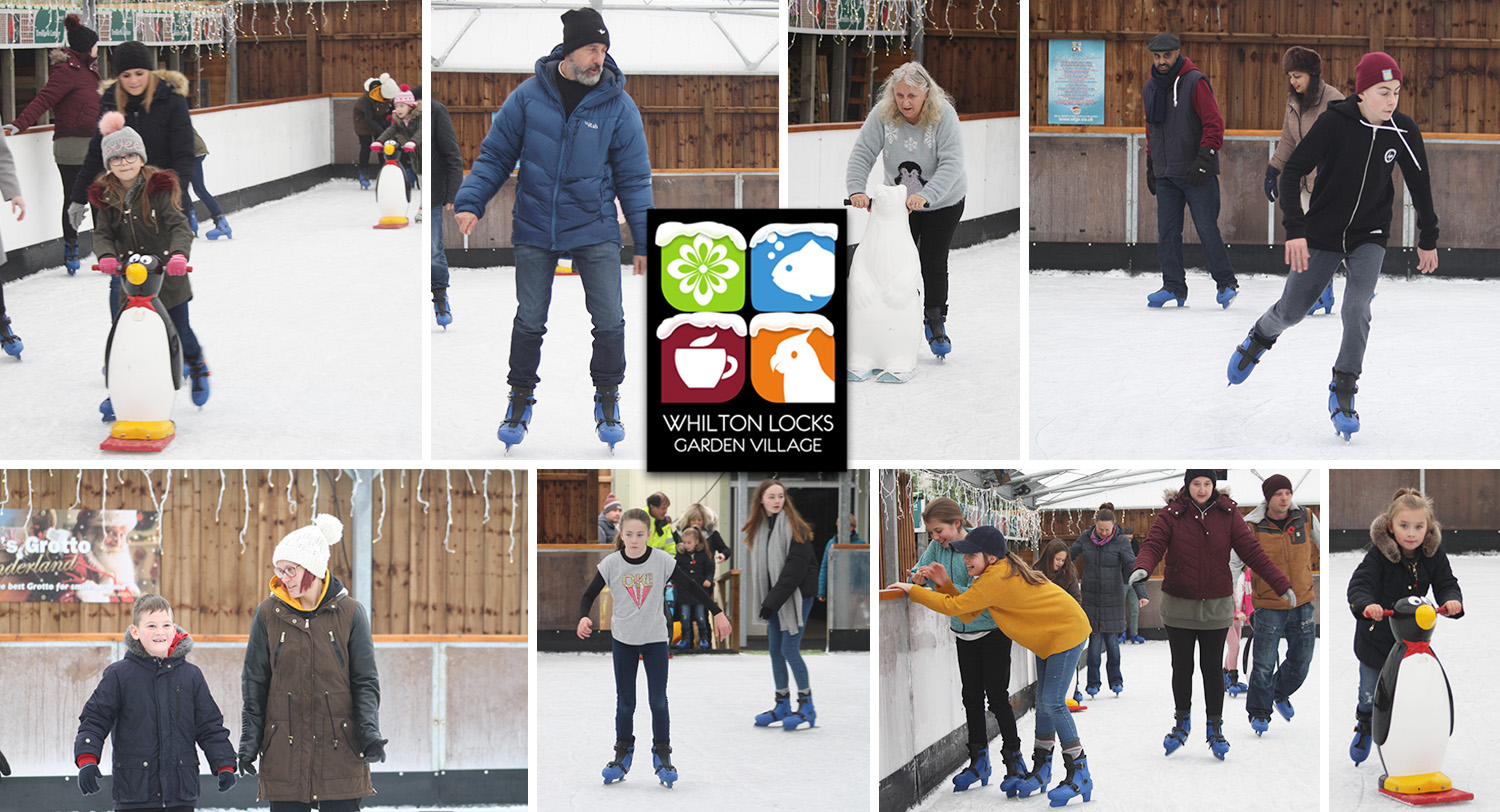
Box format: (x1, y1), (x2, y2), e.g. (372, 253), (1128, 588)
(1048, 39), (1105, 125)
(0, 509), (160, 602)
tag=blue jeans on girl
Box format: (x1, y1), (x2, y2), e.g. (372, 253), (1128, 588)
(1033, 641), (1087, 743)
(767, 597), (815, 692)
(613, 639), (670, 741)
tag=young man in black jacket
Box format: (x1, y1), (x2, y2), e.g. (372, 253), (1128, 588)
(1228, 52), (1439, 441)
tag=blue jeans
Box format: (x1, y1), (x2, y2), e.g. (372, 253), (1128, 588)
(613, 639), (670, 741)
(509, 242), (625, 388)
(676, 602), (707, 641)
(431, 211), (450, 291)
(1356, 662), (1380, 715)
(1246, 601), (1316, 717)
(192, 155), (222, 220)
(1085, 630), (1122, 691)
(1032, 641), (1086, 743)
(1156, 175), (1237, 297)
(767, 597), (815, 692)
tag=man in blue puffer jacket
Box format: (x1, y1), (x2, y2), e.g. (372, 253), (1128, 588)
(454, 6), (653, 452)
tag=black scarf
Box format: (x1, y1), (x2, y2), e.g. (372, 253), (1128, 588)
(1145, 55), (1184, 125)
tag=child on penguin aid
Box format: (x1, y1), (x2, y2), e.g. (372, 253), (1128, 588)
(673, 527), (716, 652)
(890, 525), (1095, 806)
(89, 111), (212, 416)
(74, 594), (238, 808)
(1227, 51), (1439, 441)
(578, 507), (732, 787)
(905, 497), (1024, 793)
(374, 84), (421, 192)
(1345, 488), (1463, 766)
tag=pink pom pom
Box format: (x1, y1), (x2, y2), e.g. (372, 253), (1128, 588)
(400, 84), (410, 92)
(99, 110), (126, 135)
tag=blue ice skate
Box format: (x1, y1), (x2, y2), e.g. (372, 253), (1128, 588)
(1350, 712), (1372, 765)
(754, 692), (791, 726)
(1216, 284), (1238, 309)
(496, 387), (535, 452)
(433, 291), (452, 328)
(206, 216), (232, 240)
(64, 238), (80, 274)
(1164, 711), (1190, 755)
(1329, 372), (1360, 442)
(602, 738), (633, 784)
(1307, 282), (1334, 315)
(1250, 715), (1270, 736)
(952, 746), (990, 792)
(1146, 288), (1185, 308)
(1206, 716), (1230, 760)
(652, 741), (677, 788)
(1046, 751), (1092, 807)
(1227, 330), (1273, 385)
(184, 355), (210, 407)
(1275, 698), (1295, 722)
(923, 307), (951, 358)
(594, 386), (625, 452)
(100, 397), (115, 422)
(998, 750), (1028, 796)
(1013, 748), (1052, 798)
(784, 692), (816, 730)
(1, 316), (21, 359)
(188, 209), (199, 236)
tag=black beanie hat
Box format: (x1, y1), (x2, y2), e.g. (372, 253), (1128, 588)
(112, 41), (154, 76)
(65, 14), (99, 54)
(1184, 469), (1218, 488)
(561, 7), (609, 56)
(1282, 46), (1321, 76)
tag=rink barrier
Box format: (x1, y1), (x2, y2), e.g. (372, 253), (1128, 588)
(1030, 127), (1500, 278)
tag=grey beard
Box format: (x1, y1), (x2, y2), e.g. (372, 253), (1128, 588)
(564, 56), (603, 86)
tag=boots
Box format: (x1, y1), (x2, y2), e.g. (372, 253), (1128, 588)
(1206, 715), (1230, 760)
(1045, 750), (1092, 807)
(651, 740), (677, 788)
(952, 744), (990, 792)
(497, 386), (535, 451)
(601, 737), (634, 784)
(1329, 370), (1360, 441)
(1307, 282), (1335, 315)
(1163, 711), (1190, 755)
(594, 386), (625, 450)
(206, 216), (233, 240)
(433, 290), (452, 328)
(997, 749), (1028, 796)
(184, 354), (211, 406)
(64, 238), (80, 274)
(0, 315), (21, 359)
(753, 691), (791, 726)
(922, 306), (951, 358)
(1350, 710), (1372, 765)
(1013, 746), (1053, 798)
(784, 690), (816, 730)
(1223, 668), (1247, 696)
(1227, 330), (1274, 385)
(188, 208), (200, 236)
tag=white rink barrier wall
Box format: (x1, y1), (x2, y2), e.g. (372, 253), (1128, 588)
(879, 593), (1034, 812)
(2, 96), (338, 256)
(788, 113), (1020, 246)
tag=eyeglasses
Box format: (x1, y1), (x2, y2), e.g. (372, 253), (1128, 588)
(107, 154), (142, 166)
(273, 564), (303, 580)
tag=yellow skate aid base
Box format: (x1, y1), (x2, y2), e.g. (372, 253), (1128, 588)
(1384, 772), (1454, 794)
(111, 420), (176, 440)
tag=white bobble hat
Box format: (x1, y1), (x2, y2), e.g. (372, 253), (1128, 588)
(273, 513), (343, 577)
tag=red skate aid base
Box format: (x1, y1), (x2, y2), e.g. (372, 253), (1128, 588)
(1379, 788), (1475, 806)
(100, 435), (175, 452)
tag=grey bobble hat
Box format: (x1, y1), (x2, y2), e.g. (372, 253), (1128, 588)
(98, 111), (147, 165)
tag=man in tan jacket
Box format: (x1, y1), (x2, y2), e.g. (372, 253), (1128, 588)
(1235, 473), (1319, 736)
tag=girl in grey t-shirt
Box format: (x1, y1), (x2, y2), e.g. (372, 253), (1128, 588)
(578, 508), (730, 788)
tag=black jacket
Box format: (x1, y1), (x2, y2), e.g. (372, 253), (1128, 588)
(74, 629), (236, 810)
(71, 70), (196, 205)
(1347, 515), (1464, 669)
(673, 548), (715, 606)
(430, 99), (465, 206)
(1280, 96), (1438, 252)
(760, 541), (820, 618)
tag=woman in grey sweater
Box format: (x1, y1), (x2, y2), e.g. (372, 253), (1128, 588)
(846, 62), (968, 358)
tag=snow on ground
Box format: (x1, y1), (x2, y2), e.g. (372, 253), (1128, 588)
(907, 633), (1320, 811)
(1030, 270), (1500, 458)
(850, 233), (1020, 460)
(1328, 551), (1497, 811)
(0, 181), (422, 459)
(434, 233), (1020, 462)
(538, 650), (870, 811)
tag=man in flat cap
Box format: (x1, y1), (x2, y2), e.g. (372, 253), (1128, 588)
(1142, 32), (1239, 310)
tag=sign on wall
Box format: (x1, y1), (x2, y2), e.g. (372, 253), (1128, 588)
(0, 509), (160, 602)
(1047, 39), (1105, 125)
(0, 5), (228, 48)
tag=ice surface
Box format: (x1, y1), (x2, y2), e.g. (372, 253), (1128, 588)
(0, 182), (421, 459)
(849, 233), (1021, 460)
(1328, 551), (1497, 811)
(1031, 270), (1500, 458)
(904, 631), (1320, 811)
(538, 650), (870, 811)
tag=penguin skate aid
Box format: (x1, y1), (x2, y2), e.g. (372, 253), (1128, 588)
(578, 507), (732, 787)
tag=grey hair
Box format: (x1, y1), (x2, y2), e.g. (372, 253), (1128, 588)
(876, 62), (955, 127)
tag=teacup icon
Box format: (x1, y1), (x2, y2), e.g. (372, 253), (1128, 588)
(675, 336), (739, 389)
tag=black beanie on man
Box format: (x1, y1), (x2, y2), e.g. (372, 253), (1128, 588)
(112, 41), (154, 76)
(561, 7), (609, 56)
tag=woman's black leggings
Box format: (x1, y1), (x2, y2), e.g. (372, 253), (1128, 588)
(907, 197), (966, 310)
(1166, 625), (1229, 718)
(58, 163), (83, 241)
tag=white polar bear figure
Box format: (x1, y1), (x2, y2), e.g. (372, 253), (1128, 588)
(770, 241), (835, 301)
(848, 184), (923, 382)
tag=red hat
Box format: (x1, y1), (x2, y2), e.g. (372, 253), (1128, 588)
(1356, 52), (1402, 95)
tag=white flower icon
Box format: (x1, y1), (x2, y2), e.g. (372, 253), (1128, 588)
(666, 234), (741, 307)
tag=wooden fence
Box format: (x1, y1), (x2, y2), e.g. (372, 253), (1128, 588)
(1330, 469), (1500, 531)
(1030, 0), (1500, 134)
(0, 469), (526, 637)
(433, 72), (779, 170)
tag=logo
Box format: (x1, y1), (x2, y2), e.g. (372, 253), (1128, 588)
(582, 120), (599, 130)
(1382, 68), (1393, 81)
(1384, 148), (1397, 164)
(622, 573), (653, 608)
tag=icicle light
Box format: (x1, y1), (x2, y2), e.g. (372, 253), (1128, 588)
(508, 470), (518, 563)
(884, 470), (1042, 552)
(374, 472), (386, 545)
(442, 470), (454, 553)
(416, 470), (429, 514)
(482, 470), (492, 524)
(216, 469), (226, 520)
(239, 469), (250, 554)
(72, 469), (83, 510)
(1, 469), (9, 506)
(286, 469), (297, 514)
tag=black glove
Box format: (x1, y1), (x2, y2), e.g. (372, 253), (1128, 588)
(1145, 156), (1157, 196)
(78, 763), (102, 796)
(218, 769), (237, 792)
(0, 747), (9, 780)
(361, 738), (388, 764)
(1188, 146), (1216, 187)
(1264, 164), (1281, 203)
(238, 754), (257, 776)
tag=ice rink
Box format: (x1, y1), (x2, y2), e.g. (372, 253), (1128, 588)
(903, 630), (1320, 811)
(0, 182), (422, 459)
(538, 649), (870, 811)
(1030, 269), (1500, 458)
(849, 234), (1020, 460)
(1327, 551), (1496, 811)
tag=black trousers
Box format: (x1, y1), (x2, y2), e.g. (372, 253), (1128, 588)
(58, 163), (83, 241)
(269, 799), (362, 811)
(955, 630), (1020, 754)
(907, 197), (966, 310)
(1166, 625), (1229, 718)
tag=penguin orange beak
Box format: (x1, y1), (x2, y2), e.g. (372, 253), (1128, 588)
(1416, 603), (1436, 629)
(126, 263), (148, 285)
(383, 141), (396, 157)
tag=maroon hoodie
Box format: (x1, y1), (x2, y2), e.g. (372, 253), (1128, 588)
(12, 47), (102, 140)
(1135, 487), (1291, 601)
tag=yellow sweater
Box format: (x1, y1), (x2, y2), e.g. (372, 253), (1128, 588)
(908, 559), (1090, 658)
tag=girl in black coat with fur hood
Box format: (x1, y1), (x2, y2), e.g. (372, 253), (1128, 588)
(1345, 488), (1463, 764)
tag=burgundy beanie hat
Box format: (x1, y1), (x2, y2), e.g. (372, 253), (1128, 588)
(1261, 474), (1294, 502)
(1356, 52), (1402, 95)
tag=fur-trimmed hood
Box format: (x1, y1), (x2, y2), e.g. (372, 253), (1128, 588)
(123, 624), (193, 661)
(87, 168), (180, 208)
(98, 69), (190, 98)
(1161, 485), (1236, 515)
(1368, 512), (1442, 562)
(50, 47), (96, 67)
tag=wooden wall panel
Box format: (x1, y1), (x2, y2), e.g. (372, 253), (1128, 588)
(536, 470), (598, 544)
(234, 0), (422, 102)
(1029, 136), (1127, 242)
(1330, 469), (1420, 529)
(0, 469), (526, 637)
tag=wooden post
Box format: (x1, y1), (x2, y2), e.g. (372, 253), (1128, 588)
(799, 35), (815, 124)
(700, 92), (714, 169)
(831, 40), (848, 122)
(306, 26), (319, 94)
